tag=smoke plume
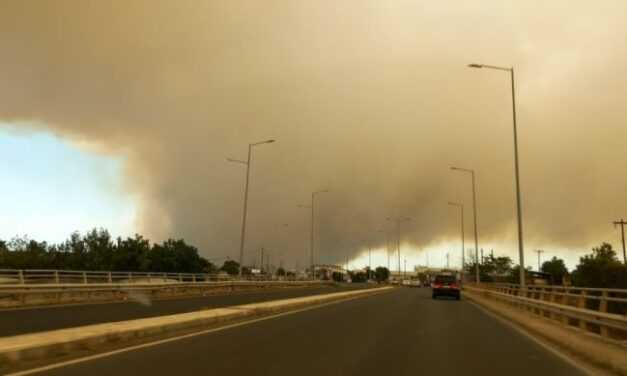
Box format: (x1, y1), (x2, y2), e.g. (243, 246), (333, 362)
(2, 1), (627, 268)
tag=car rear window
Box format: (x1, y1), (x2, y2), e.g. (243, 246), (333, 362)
(434, 275), (456, 283)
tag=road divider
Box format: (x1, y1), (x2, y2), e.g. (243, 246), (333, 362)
(0, 285), (392, 373)
(0, 280), (331, 309)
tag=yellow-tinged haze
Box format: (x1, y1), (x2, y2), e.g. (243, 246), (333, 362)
(1, 1), (627, 268)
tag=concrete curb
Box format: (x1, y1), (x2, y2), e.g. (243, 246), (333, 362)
(0, 286), (393, 369)
(464, 288), (627, 375)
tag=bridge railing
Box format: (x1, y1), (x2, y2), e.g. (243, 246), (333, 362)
(466, 283), (627, 342)
(0, 268), (302, 286)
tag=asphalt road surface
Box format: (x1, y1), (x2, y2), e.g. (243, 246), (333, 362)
(35, 287), (585, 376)
(0, 284), (368, 337)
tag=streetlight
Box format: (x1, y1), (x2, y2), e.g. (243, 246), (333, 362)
(450, 167), (479, 284)
(227, 139), (275, 277)
(468, 62), (526, 287)
(386, 216), (411, 279)
(298, 189), (329, 279)
(377, 229), (390, 270)
(448, 201), (465, 280)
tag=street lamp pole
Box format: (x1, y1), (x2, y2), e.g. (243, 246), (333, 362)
(468, 63), (526, 287)
(387, 216), (411, 280)
(377, 229), (390, 270)
(368, 244), (372, 278)
(300, 190), (328, 280)
(448, 202), (465, 280)
(451, 167), (479, 284)
(227, 139), (275, 277)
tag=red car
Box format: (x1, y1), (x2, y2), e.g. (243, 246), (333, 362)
(431, 274), (460, 300)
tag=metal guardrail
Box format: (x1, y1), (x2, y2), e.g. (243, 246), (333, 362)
(467, 283), (627, 341)
(0, 269), (304, 285)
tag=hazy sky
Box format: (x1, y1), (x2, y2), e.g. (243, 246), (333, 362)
(1, 0), (627, 270)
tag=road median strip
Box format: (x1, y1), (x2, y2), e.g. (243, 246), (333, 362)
(0, 286), (392, 371)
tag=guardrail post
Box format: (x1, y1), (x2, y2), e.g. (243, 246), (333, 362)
(548, 290), (557, 320)
(108, 272), (112, 284)
(18, 270), (24, 285)
(192, 274), (196, 283)
(178, 273), (182, 282)
(54, 270), (60, 284)
(599, 290), (609, 338)
(82, 272), (87, 284)
(560, 288), (570, 325)
(577, 290), (587, 330)
(163, 273), (167, 282)
(128, 272), (132, 283)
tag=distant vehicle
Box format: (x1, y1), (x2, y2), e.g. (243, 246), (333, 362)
(431, 274), (460, 300)
(408, 279), (421, 287)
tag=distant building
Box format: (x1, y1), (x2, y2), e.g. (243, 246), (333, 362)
(313, 264), (348, 280)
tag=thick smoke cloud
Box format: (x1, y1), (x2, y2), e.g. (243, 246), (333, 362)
(2, 1), (627, 268)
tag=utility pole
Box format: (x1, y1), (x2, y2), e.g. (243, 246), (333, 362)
(446, 253), (450, 269)
(480, 248), (484, 264)
(260, 247), (264, 273)
(613, 219), (627, 265)
(535, 249), (545, 271)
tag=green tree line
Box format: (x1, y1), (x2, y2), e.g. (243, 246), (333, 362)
(463, 242), (627, 288)
(0, 228), (219, 274)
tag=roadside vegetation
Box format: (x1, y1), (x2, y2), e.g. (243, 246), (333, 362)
(0, 228), (218, 274)
(463, 242), (627, 288)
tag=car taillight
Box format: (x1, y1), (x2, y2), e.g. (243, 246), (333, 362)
(450, 283), (458, 289)
(433, 283), (442, 289)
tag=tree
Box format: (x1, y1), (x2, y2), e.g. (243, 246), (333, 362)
(331, 271), (344, 282)
(508, 264), (533, 284)
(221, 260), (240, 275)
(374, 267), (390, 283)
(83, 228), (114, 270)
(0, 228), (215, 275)
(113, 234), (151, 271)
(350, 270), (368, 283)
(541, 256), (568, 285)
(464, 255), (513, 282)
(572, 243), (627, 288)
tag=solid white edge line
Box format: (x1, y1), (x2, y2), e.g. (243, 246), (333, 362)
(465, 299), (604, 376)
(7, 290), (387, 376)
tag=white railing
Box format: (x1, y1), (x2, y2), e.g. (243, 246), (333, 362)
(466, 283), (627, 342)
(0, 268), (305, 286)
(0, 269), (329, 308)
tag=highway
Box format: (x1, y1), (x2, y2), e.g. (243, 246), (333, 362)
(34, 287), (584, 376)
(0, 284), (367, 337)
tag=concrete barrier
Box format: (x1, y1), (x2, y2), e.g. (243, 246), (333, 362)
(464, 287), (627, 375)
(0, 280), (332, 309)
(0, 286), (392, 372)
